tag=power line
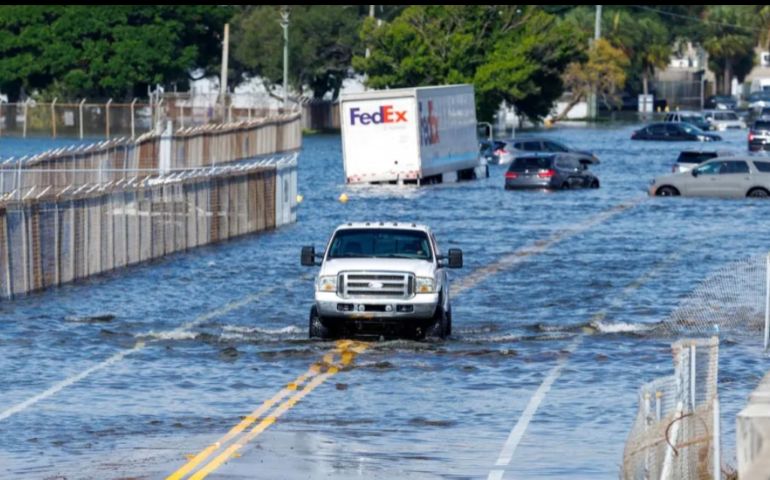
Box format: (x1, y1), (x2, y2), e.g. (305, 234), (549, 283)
(629, 5), (763, 33)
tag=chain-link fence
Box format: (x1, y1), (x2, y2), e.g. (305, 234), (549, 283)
(622, 337), (720, 480)
(0, 113), (301, 196)
(0, 155), (296, 298)
(0, 92), (300, 139)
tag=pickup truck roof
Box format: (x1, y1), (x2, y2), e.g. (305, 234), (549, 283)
(336, 222), (431, 232)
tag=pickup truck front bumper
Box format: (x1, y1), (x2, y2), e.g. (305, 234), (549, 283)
(315, 291), (439, 321)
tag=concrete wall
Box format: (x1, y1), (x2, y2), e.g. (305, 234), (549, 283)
(737, 371), (770, 479)
(0, 156), (297, 299)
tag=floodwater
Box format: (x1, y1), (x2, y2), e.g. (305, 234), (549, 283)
(0, 125), (769, 479)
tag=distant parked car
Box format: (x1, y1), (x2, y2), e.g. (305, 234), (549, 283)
(703, 110), (746, 131)
(480, 140), (514, 165)
(672, 149), (738, 173)
(758, 107), (770, 119)
(504, 153), (600, 190)
(649, 157), (770, 198)
(748, 119), (770, 152)
(663, 111), (711, 131)
(747, 92), (770, 113)
(705, 95), (738, 110)
(507, 137), (599, 163)
(631, 123), (722, 142)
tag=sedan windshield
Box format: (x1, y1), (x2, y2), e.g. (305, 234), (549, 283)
(680, 123), (704, 134)
(328, 229), (433, 260)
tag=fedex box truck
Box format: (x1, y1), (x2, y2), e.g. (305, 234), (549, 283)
(340, 84), (487, 185)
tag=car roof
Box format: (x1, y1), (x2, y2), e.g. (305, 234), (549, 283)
(335, 222), (431, 233)
(679, 149), (736, 155)
(668, 111), (701, 115)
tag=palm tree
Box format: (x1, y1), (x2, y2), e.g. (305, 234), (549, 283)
(701, 6), (757, 94)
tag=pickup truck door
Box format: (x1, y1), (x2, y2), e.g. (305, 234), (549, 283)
(430, 232), (448, 302)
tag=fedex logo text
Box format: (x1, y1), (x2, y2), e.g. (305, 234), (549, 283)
(349, 106), (408, 126)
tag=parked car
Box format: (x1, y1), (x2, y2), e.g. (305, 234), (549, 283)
(672, 150), (738, 173)
(504, 153), (600, 190)
(631, 123), (722, 142)
(507, 137), (599, 163)
(480, 140), (514, 165)
(758, 107), (770, 119)
(663, 111), (712, 131)
(703, 110), (746, 131)
(747, 91), (770, 113)
(649, 157), (770, 198)
(748, 119), (770, 151)
(705, 95), (738, 110)
(301, 223), (462, 339)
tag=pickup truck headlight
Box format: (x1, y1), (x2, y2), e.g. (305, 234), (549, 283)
(416, 277), (435, 293)
(317, 276), (337, 292)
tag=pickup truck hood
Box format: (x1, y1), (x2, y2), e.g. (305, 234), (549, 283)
(320, 258), (436, 278)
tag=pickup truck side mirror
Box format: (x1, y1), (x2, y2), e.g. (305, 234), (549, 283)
(447, 248), (463, 268)
(301, 246), (318, 266)
(691, 169), (699, 177)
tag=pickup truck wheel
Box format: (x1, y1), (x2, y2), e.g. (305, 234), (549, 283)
(308, 306), (331, 339)
(425, 306), (449, 340)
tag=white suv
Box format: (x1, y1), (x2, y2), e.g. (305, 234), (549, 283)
(301, 222), (463, 339)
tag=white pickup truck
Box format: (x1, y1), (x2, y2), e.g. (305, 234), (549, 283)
(301, 222), (463, 339)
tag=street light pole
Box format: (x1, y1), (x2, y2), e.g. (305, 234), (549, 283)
(280, 6), (290, 111)
(588, 5), (602, 120)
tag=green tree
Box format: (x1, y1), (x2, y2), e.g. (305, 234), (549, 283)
(557, 38), (629, 122)
(354, 6), (582, 121)
(700, 6), (757, 94)
(0, 6), (231, 101)
(564, 7), (671, 106)
(231, 6), (362, 101)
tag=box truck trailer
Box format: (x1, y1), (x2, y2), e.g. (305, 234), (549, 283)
(340, 84), (487, 185)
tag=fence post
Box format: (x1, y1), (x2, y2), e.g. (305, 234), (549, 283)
(130, 98), (137, 139)
(51, 98), (57, 138)
(765, 252), (769, 350)
(105, 98), (113, 139)
(23, 99), (29, 138)
(79, 98), (86, 139)
(690, 343), (697, 411)
(713, 396), (721, 480)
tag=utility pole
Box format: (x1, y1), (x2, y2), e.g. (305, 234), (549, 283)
(588, 5), (602, 120)
(220, 23), (230, 122)
(280, 6), (290, 110)
(366, 5), (374, 58)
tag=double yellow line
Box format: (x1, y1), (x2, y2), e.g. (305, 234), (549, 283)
(166, 340), (369, 480)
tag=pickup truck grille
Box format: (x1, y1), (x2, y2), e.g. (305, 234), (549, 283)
(339, 272), (414, 299)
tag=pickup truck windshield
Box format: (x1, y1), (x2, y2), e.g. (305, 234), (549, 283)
(328, 229), (433, 260)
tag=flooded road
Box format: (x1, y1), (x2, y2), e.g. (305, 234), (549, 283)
(1, 125), (769, 479)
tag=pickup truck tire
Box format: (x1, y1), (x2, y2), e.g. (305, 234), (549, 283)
(308, 306), (332, 339)
(425, 306), (449, 340)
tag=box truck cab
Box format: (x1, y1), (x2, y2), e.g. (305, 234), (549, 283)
(340, 85), (488, 185)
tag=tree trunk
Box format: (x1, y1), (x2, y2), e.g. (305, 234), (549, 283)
(724, 60), (733, 95)
(642, 70), (649, 120)
(551, 94), (585, 124)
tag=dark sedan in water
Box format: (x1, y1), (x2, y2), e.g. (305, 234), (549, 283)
(631, 122), (722, 142)
(504, 153), (600, 190)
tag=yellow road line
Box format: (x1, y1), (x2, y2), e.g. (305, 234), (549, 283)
(168, 199), (646, 479)
(168, 340), (368, 480)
